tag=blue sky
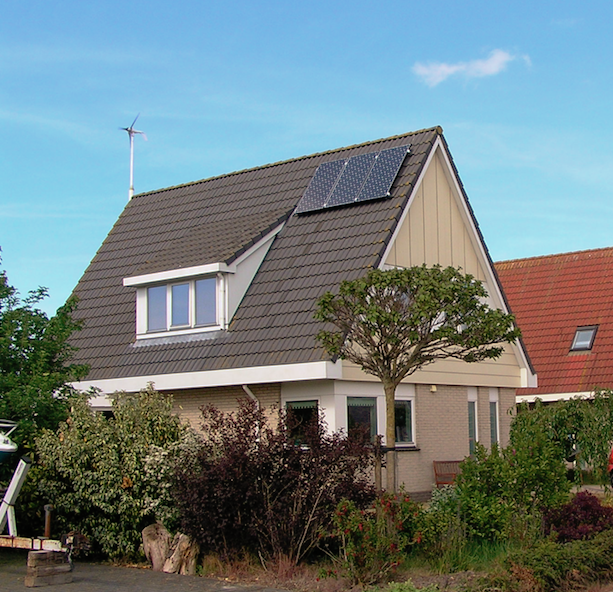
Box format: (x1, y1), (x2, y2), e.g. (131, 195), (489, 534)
(2, 1), (613, 315)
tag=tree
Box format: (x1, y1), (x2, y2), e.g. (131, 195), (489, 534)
(0, 265), (88, 453)
(315, 265), (521, 491)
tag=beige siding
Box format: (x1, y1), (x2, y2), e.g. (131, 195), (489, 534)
(385, 150), (485, 280)
(342, 343), (524, 389)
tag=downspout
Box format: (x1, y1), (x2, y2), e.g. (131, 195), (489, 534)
(242, 385), (259, 409)
(242, 385), (261, 440)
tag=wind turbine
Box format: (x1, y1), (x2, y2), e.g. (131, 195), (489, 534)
(120, 114), (147, 200)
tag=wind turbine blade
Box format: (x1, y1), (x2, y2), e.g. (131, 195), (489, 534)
(131, 113), (140, 128)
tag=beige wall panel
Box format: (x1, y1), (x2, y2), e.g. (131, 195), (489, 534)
(342, 346), (522, 388)
(408, 185), (425, 266)
(385, 149), (486, 280)
(435, 158), (453, 268)
(171, 383), (281, 431)
(422, 161), (440, 265)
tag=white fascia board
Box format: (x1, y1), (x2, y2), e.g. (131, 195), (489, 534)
(124, 263), (233, 287)
(517, 391), (594, 404)
(72, 360), (343, 397)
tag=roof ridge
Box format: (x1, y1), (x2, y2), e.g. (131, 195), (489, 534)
(496, 245), (613, 267)
(131, 126), (443, 200)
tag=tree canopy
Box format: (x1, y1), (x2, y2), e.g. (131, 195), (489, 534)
(0, 266), (88, 451)
(315, 265), (521, 491)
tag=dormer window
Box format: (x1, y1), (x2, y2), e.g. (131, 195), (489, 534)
(146, 277), (217, 333)
(570, 325), (598, 351)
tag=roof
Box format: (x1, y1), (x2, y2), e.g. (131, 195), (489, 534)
(495, 247), (613, 398)
(70, 127), (442, 381)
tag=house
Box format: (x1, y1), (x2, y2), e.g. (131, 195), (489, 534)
(70, 126), (535, 496)
(496, 247), (613, 404)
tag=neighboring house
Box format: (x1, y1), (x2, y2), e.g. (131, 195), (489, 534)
(70, 126), (534, 496)
(496, 247), (613, 404)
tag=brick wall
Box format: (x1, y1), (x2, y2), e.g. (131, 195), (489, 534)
(169, 383), (281, 430)
(395, 383), (515, 496)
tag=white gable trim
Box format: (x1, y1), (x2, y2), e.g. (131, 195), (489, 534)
(380, 136), (536, 389)
(74, 360), (344, 402)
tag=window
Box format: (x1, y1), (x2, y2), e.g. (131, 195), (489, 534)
(490, 402), (498, 445)
(347, 397), (377, 440)
(489, 387), (499, 446)
(146, 277), (217, 333)
(394, 400), (413, 444)
(468, 401), (477, 455)
(571, 326), (598, 351)
(286, 400), (318, 444)
(468, 387), (478, 455)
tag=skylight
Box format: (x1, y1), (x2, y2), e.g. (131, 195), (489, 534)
(570, 326), (598, 351)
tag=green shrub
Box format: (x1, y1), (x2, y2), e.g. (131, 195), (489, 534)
(418, 486), (466, 569)
(504, 529), (613, 591)
(36, 385), (189, 559)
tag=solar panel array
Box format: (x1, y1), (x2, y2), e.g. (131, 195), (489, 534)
(296, 144), (410, 214)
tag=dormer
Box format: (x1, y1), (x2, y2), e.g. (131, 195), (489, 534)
(123, 223), (283, 340)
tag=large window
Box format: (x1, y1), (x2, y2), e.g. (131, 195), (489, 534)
(347, 397), (377, 440)
(394, 400), (413, 444)
(147, 277), (217, 333)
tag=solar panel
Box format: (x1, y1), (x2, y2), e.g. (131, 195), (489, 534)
(356, 145), (410, 203)
(295, 144), (410, 214)
(324, 151), (377, 209)
(295, 159), (346, 214)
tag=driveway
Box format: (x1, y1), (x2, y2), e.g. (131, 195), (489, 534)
(1, 549), (289, 592)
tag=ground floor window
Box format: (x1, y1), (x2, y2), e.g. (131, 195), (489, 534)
(286, 400), (318, 444)
(490, 401), (499, 445)
(394, 399), (413, 444)
(468, 400), (477, 455)
(347, 397), (377, 439)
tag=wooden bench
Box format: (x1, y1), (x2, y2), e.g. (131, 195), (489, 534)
(433, 460), (462, 488)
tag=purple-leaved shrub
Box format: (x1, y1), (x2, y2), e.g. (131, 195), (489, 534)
(544, 491), (613, 542)
(172, 399), (375, 563)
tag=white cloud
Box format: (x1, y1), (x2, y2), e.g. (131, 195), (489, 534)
(413, 49), (521, 87)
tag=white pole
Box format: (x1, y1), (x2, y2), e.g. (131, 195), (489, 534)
(129, 132), (135, 200)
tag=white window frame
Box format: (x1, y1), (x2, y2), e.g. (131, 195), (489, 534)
(135, 273), (227, 339)
(394, 393), (416, 447)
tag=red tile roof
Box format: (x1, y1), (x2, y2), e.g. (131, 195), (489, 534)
(495, 247), (613, 398)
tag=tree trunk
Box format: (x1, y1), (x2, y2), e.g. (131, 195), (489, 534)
(163, 533), (200, 575)
(384, 380), (397, 492)
(142, 523), (172, 572)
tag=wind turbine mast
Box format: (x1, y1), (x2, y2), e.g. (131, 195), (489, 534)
(121, 115), (147, 200)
